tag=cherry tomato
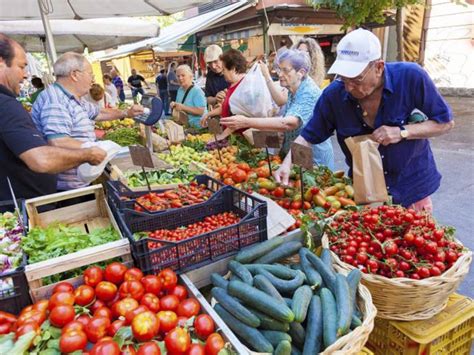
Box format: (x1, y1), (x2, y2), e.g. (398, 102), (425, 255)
(119, 280), (145, 301)
(85, 317), (111, 343)
(157, 310), (178, 333)
(112, 297), (139, 319)
(137, 342), (161, 355)
(74, 285), (95, 306)
(141, 293), (160, 313)
(90, 339), (120, 355)
(95, 281), (118, 302)
(177, 298), (201, 318)
(124, 268), (144, 282)
(49, 291), (75, 310)
(141, 275), (162, 295)
(194, 314), (215, 339)
(52, 282), (74, 294)
(104, 262), (128, 285)
(165, 327), (191, 353)
(131, 311), (160, 342)
(84, 266), (104, 287)
(50, 305), (75, 328)
(59, 330), (88, 353)
(158, 269), (178, 291)
(160, 295), (180, 312)
(205, 333), (225, 355)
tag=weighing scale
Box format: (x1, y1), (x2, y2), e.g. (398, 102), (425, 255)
(132, 94), (163, 153)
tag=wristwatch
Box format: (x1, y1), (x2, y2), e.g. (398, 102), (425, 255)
(400, 126), (409, 140)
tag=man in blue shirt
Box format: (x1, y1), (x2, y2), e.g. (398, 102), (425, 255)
(275, 29), (454, 210)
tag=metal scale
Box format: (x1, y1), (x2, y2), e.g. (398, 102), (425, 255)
(132, 94), (163, 153)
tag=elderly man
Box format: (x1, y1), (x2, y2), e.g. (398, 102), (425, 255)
(32, 52), (143, 192)
(204, 44), (228, 106)
(0, 34), (106, 201)
(275, 29), (454, 211)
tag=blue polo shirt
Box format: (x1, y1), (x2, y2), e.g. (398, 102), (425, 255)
(301, 62), (452, 206)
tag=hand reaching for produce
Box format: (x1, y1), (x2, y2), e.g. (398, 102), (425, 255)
(126, 104), (145, 118)
(220, 115), (249, 131)
(216, 89), (227, 104)
(273, 161), (292, 186)
(200, 113), (210, 128)
(172, 103), (185, 112)
(371, 125), (403, 146)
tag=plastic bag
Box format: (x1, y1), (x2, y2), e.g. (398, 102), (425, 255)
(77, 140), (124, 183)
(229, 63), (274, 117)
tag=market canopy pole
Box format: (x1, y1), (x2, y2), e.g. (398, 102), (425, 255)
(37, 0), (57, 63)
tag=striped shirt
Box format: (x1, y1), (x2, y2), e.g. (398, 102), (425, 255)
(32, 83), (99, 191)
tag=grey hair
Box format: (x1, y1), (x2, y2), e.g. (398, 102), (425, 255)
(176, 64), (193, 77)
(277, 49), (311, 77)
(293, 38), (326, 87)
(53, 52), (87, 77)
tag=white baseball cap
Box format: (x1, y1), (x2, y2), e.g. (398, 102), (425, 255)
(204, 44), (223, 63)
(328, 28), (381, 78)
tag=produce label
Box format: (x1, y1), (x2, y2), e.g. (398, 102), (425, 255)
(252, 131), (281, 148)
(291, 143), (313, 170)
(208, 118), (223, 135)
(129, 145), (155, 168)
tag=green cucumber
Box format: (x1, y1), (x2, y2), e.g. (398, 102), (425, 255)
(228, 260), (253, 285)
(261, 330), (292, 347)
(299, 248), (322, 289)
(305, 251), (336, 293)
(335, 274), (353, 337)
(256, 268), (305, 294)
(254, 241), (303, 264)
(288, 322), (305, 350)
(245, 264), (300, 279)
(253, 274), (285, 303)
(210, 273), (229, 290)
(211, 287), (260, 328)
(235, 237), (285, 264)
(291, 345), (302, 355)
(230, 275), (241, 282)
(284, 297), (292, 308)
(320, 248), (335, 273)
(249, 308), (290, 332)
(320, 288), (337, 349)
(347, 268), (362, 315)
(214, 304), (274, 353)
(351, 314), (362, 329)
(228, 280), (295, 323)
(291, 285), (313, 323)
(302, 295), (322, 355)
(275, 340), (292, 355)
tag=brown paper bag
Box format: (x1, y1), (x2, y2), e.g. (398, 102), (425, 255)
(164, 120), (185, 144)
(345, 135), (388, 204)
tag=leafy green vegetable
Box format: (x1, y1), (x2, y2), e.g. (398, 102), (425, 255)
(104, 127), (141, 146)
(10, 331), (36, 354)
(125, 167), (197, 188)
(22, 224), (120, 264)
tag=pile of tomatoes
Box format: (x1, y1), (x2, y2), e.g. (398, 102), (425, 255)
(134, 182), (213, 212)
(1, 263), (228, 354)
(326, 205), (465, 279)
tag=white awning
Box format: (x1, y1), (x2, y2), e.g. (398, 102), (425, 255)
(92, 0), (256, 61)
(0, 18), (161, 53)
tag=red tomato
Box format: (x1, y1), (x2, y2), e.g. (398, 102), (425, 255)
(119, 280), (145, 301)
(141, 293), (160, 313)
(157, 311), (178, 333)
(50, 305), (75, 328)
(158, 269), (177, 291)
(124, 268), (144, 282)
(53, 282), (74, 294)
(141, 275), (162, 295)
(205, 333), (225, 355)
(187, 343), (206, 355)
(76, 314), (92, 328)
(194, 314), (215, 339)
(231, 168), (247, 183)
(137, 342), (161, 355)
(160, 295), (180, 312)
(125, 305), (149, 325)
(62, 320), (85, 334)
(0, 323), (11, 335)
(32, 300), (49, 313)
(93, 307), (113, 321)
(108, 319), (126, 337)
(131, 311), (160, 342)
(165, 327), (191, 353)
(104, 262), (128, 285)
(59, 330), (88, 353)
(74, 285), (95, 306)
(90, 339), (120, 355)
(85, 317), (111, 343)
(90, 299), (106, 313)
(17, 309), (46, 327)
(15, 321), (40, 339)
(49, 291), (75, 310)
(95, 281), (118, 302)
(168, 285), (188, 301)
(112, 297), (139, 319)
(121, 344), (137, 355)
(177, 298), (201, 318)
(84, 266), (104, 288)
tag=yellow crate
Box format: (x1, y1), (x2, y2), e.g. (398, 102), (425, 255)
(367, 294), (474, 355)
(358, 347), (374, 355)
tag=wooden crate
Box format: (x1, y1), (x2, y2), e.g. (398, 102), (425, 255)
(24, 185), (131, 301)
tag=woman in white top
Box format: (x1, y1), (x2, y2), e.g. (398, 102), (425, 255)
(84, 84), (112, 109)
(103, 74), (118, 107)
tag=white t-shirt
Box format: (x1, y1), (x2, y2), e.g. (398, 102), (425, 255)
(84, 92), (112, 109)
(104, 83), (118, 107)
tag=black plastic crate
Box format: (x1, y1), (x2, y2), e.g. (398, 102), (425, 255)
(106, 174), (224, 214)
(120, 186), (267, 274)
(0, 200), (32, 314)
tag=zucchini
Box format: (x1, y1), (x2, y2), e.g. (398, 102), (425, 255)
(210, 273), (229, 290)
(211, 287), (260, 328)
(254, 241), (303, 264)
(320, 248), (335, 274)
(249, 308), (290, 332)
(284, 297), (292, 308)
(302, 295), (322, 355)
(320, 288), (337, 349)
(230, 275), (241, 282)
(253, 274), (285, 303)
(351, 314), (362, 329)
(261, 330), (292, 347)
(335, 274), (353, 337)
(299, 248), (322, 289)
(305, 251), (336, 293)
(228, 260), (253, 285)
(256, 268), (305, 294)
(291, 345), (302, 355)
(214, 303), (274, 353)
(228, 280), (295, 323)
(292, 285), (312, 323)
(245, 264), (300, 279)
(347, 268), (362, 315)
(288, 322), (305, 350)
(275, 340), (292, 355)
(235, 237), (285, 264)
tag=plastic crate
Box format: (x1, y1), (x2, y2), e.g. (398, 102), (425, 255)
(106, 174), (224, 213)
(120, 186), (267, 274)
(0, 200), (32, 314)
(367, 293), (474, 355)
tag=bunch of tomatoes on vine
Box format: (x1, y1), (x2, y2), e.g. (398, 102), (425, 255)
(0, 263), (231, 354)
(326, 205), (465, 279)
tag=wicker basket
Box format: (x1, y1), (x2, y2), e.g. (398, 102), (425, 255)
(322, 234), (473, 321)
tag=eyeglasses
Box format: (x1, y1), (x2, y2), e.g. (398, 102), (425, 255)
(74, 70), (94, 79)
(276, 67), (295, 75)
(336, 62), (375, 85)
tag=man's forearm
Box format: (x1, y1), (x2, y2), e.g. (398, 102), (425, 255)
(48, 137), (84, 149)
(406, 120), (454, 140)
(96, 108), (126, 122)
(20, 146), (92, 174)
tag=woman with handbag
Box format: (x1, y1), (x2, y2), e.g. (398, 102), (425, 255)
(170, 65), (207, 129)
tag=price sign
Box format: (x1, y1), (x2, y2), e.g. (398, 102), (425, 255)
(129, 145), (154, 169)
(208, 117), (223, 135)
(291, 142), (313, 170)
(252, 131), (282, 149)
